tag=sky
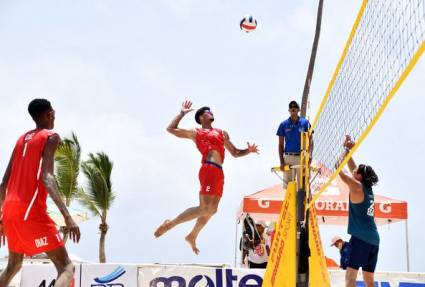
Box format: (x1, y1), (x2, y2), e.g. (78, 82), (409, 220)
(0, 0), (424, 272)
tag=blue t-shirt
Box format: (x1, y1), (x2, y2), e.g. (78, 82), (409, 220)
(276, 117), (310, 153)
(348, 185), (380, 246)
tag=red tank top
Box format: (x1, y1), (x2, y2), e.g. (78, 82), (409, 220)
(195, 128), (225, 163)
(3, 129), (54, 220)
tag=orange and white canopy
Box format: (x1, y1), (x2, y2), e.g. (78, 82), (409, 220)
(237, 178), (407, 225)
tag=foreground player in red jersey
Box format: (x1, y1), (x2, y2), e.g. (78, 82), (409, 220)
(0, 99), (80, 287)
(154, 100), (259, 254)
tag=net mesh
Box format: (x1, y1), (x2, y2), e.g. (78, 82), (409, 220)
(310, 0), (425, 198)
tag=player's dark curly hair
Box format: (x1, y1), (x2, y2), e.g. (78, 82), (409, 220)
(357, 164), (379, 187)
(195, 106), (211, 124)
(28, 99), (52, 121)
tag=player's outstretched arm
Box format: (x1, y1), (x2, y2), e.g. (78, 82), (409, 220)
(41, 134), (81, 243)
(223, 131), (259, 158)
(166, 100), (196, 140)
(337, 135), (363, 201)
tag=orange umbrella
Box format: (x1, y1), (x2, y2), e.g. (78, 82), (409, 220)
(237, 177), (407, 225)
(235, 177), (410, 270)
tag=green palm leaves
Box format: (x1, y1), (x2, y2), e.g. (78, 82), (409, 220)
(81, 152), (114, 263)
(54, 133), (115, 263)
(55, 132), (81, 207)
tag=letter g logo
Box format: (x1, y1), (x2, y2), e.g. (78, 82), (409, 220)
(258, 199), (270, 208)
(379, 202), (392, 214)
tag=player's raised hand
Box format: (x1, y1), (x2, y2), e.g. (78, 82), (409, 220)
(65, 217), (81, 243)
(181, 100), (194, 115)
(247, 142), (259, 154)
(344, 135), (355, 150)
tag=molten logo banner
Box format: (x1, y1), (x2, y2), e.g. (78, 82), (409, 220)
(139, 265), (264, 287)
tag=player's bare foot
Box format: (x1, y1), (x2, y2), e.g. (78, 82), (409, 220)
(185, 234), (200, 255)
(154, 220), (172, 238)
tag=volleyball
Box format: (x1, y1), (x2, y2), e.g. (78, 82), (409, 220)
(240, 15), (257, 33)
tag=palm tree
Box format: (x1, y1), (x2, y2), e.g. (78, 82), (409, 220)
(301, 0), (324, 117)
(55, 132), (82, 242)
(80, 152), (115, 263)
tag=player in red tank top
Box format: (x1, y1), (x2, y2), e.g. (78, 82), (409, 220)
(0, 99), (80, 287)
(154, 100), (259, 254)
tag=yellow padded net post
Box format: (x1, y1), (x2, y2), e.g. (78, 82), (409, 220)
(263, 182), (297, 287)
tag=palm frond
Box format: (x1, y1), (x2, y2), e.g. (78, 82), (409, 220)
(55, 132), (82, 203)
(77, 187), (100, 216)
(81, 152), (115, 217)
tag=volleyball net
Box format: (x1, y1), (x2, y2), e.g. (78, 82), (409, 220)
(308, 0), (425, 207)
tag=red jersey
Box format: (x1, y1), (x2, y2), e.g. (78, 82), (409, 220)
(195, 128), (225, 163)
(3, 129), (55, 221)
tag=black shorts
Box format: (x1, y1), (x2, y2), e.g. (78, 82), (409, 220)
(248, 261), (268, 269)
(347, 236), (379, 272)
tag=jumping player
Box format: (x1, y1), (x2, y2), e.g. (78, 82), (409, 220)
(338, 135), (379, 287)
(154, 100), (259, 254)
(0, 99), (81, 287)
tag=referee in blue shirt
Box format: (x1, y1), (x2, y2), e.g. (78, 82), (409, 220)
(276, 101), (311, 187)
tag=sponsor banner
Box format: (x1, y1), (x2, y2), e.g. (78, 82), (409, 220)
(20, 263), (81, 287)
(139, 265), (264, 287)
(309, 206), (331, 287)
(80, 264), (138, 287)
(138, 265), (425, 287)
(17, 263), (425, 287)
(263, 181), (296, 287)
(329, 270), (425, 287)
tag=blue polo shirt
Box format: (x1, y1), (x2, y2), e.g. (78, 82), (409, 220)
(276, 117), (310, 153)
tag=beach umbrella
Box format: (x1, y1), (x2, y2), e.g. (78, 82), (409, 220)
(47, 198), (90, 226)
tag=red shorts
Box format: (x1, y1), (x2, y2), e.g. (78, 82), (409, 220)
(3, 213), (64, 256)
(199, 161), (225, 197)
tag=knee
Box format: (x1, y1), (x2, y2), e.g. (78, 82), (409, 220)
(363, 273), (375, 287)
(206, 206), (218, 216)
(345, 273), (357, 286)
(67, 262), (75, 272)
(62, 262), (75, 275)
(55, 258), (74, 275)
(200, 206), (217, 216)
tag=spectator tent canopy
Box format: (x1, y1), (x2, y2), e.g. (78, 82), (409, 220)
(235, 177), (410, 269)
(237, 177), (407, 225)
